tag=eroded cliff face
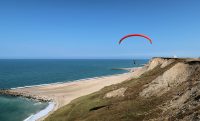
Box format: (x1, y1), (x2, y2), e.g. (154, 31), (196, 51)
(140, 62), (197, 97)
(45, 57), (200, 121)
(139, 58), (200, 120)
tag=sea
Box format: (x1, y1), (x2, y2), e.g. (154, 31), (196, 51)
(0, 59), (148, 121)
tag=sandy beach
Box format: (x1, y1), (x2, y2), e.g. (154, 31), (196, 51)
(9, 72), (134, 120)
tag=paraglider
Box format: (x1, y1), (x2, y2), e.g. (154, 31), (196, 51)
(118, 34), (152, 44)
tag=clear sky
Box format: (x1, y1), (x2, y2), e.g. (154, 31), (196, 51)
(1, 0), (200, 59)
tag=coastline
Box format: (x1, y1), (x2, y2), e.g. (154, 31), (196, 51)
(0, 67), (141, 121)
(24, 102), (55, 121)
(11, 72), (132, 90)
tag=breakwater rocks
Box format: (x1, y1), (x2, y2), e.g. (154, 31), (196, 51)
(0, 89), (51, 102)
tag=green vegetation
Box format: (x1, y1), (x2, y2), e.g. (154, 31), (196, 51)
(45, 60), (181, 121)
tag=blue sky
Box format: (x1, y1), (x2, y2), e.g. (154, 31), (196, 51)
(0, 0), (200, 59)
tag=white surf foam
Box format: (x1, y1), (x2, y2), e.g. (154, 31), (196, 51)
(24, 102), (55, 121)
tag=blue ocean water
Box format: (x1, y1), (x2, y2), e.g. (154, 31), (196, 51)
(0, 59), (148, 89)
(0, 59), (148, 121)
(0, 95), (48, 121)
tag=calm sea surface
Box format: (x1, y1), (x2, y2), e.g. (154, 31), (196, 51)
(0, 59), (148, 121)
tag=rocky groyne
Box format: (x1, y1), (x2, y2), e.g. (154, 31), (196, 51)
(0, 89), (51, 102)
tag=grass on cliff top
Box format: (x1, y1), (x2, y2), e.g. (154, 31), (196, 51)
(45, 61), (178, 121)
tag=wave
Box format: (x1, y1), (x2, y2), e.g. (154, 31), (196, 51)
(24, 102), (55, 121)
(33, 102), (42, 106)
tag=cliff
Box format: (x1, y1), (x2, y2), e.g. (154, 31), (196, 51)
(44, 58), (200, 120)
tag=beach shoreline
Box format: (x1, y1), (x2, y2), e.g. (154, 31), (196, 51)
(1, 67), (141, 121)
(23, 102), (55, 121)
(10, 67), (140, 90)
(10, 71), (133, 90)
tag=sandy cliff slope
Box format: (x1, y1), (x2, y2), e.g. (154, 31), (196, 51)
(45, 57), (200, 121)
